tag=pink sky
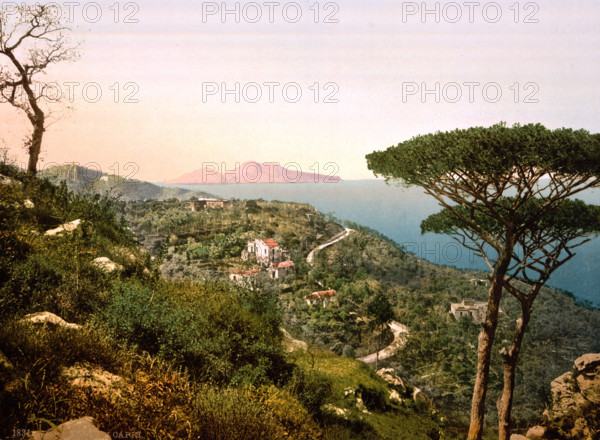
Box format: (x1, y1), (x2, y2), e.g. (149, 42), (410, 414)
(1, 0), (600, 181)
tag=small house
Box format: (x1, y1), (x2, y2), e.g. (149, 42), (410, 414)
(305, 290), (337, 308)
(229, 269), (260, 282)
(450, 300), (487, 323)
(190, 198), (233, 211)
(269, 260), (295, 280)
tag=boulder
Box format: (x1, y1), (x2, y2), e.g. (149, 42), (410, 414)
(22, 312), (81, 329)
(24, 199), (35, 209)
(45, 219), (81, 236)
(29, 417), (109, 440)
(376, 368), (406, 393)
(544, 353), (600, 439)
(574, 353), (600, 373)
(525, 425), (545, 439)
(389, 389), (402, 403)
(574, 354), (600, 405)
(0, 174), (22, 186)
(62, 363), (122, 398)
(92, 257), (124, 273)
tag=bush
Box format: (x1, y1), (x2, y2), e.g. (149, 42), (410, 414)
(100, 280), (292, 386)
(286, 366), (334, 417)
(193, 386), (287, 440)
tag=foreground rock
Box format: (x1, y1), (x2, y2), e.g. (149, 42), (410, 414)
(540, 353), (600, 439)
(92, 257), (124, 273)
(30, 417), (109, 440)
(45, 219), (81, 236)
(62, 363), (123, 399)
(0, 173), (22, 186)
(22, 312), (81, 329)
(376, 368), (406, 394)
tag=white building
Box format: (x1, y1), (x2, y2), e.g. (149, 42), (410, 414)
(242, 238), (290, 266)
(450, 300), (487, 323)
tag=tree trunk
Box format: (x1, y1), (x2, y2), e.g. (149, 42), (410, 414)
(467, 250), (513, 440)
(497, 303), (531, 440)
(27, 121), (44, 175)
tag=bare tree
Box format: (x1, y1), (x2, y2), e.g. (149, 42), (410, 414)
(0, 4), (79, 174)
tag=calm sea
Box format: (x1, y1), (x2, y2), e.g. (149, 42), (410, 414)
(161, 180), (600, 306)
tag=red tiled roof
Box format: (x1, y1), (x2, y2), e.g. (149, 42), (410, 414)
(231, 270), (260, 275)
(273, 261), (295, 268)
(262, 238), (279, 248)
(305, 290), (336, 300)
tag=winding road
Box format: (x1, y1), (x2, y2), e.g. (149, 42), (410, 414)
(357, 321), (409, 364)
(306, 227), (353, 264)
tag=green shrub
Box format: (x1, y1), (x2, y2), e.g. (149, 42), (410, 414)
(100, 280), (292, 386)
(193, 386), (287, 440)
(286, 366), (334, 417)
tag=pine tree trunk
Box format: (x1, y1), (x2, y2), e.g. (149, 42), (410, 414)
(497, 305), (531, 440)
(467, 250), (513, 440)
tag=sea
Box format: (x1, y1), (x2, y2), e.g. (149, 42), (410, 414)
(161, 180), (600, 306)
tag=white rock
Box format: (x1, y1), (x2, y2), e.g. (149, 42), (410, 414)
(22, 312), (81, 329)
(526, 425), (545, 439)
(0, 174), (22, 186)
(92, 257), (123, 273)
(29, 416), (110, 440)
(24, 199), (34, 209)
(45, 219), (81, 236)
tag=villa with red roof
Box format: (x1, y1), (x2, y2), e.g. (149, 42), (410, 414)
(238, 238), (294, 281)
(242, 238), (290, 266)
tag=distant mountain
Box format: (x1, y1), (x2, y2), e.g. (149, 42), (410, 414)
(164, 161), (343, 185)
(41, 165), (213, 201)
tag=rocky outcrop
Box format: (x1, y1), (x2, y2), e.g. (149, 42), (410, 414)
(509, 353), (600, 440)
(45, 219), (81, 236)
(62, 363), (123, 397)
(376, 368), (406, 394)
(92, 257), (124, 273)
(29, 417), (109, 440)
(22, 312), (81, 329)
(542, 353), (600, 439)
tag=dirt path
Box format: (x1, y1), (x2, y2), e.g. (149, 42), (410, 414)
(357, 321), (409, 364)
(307, 228), (353, 264)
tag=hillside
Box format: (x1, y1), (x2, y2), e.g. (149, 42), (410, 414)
(122, 196), (600, 437)
(40, 164), (213, 201)
(0, 164), (460, 439)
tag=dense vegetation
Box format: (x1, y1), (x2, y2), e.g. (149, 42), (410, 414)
(0, 164), (457, 439)
(120, 189), (600, 437)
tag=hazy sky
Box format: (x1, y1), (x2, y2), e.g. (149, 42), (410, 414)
(2, 0), (600, 180)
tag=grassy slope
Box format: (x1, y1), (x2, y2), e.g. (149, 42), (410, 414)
(0, 165), (456, 439)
